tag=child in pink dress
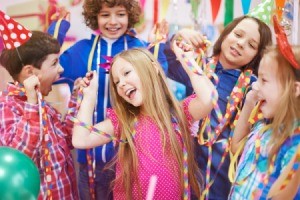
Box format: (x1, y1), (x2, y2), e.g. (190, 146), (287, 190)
(72, 43), (217, 199)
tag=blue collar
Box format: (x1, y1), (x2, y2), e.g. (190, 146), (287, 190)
(215, 61), (242, 78)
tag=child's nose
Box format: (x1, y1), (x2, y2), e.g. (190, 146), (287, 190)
(118, 79), (126, 87)
(109, 15), (117, 24)
(237, 39), (246, 48)
(58, 64), (64, 74)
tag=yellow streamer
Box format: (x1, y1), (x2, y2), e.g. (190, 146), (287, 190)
(53, 18), (63, 39)
(88, 35), (100, 72)
(160, 0), (170, 20)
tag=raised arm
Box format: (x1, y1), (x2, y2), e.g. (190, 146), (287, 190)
(72, 71), (114, 149)
(231, 82), (259, 154)
(172, 40), (217, 121)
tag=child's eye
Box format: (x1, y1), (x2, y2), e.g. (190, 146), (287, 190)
(118, 13), (127, 17)
(114, 81), (119, 85)
(100, 14), (110, 17)
(52, 60), (59, 67)
(234, 32), (241, 37)
(124, 70), (131, 76)
(249, 43), (255, 49)
(261, 78), (267, 83)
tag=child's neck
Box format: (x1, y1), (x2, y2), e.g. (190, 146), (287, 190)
(102, 36), (118, 45)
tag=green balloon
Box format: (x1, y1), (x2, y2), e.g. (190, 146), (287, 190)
(0, 147), (40, 200)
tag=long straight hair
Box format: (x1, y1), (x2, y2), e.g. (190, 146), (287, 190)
(108, 48), (201, 199)
(265, 46), (300, 162)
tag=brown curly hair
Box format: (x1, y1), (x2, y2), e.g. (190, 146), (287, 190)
(82, 0), (142, 31)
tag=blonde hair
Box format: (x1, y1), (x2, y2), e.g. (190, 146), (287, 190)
(264, 45), (300, 162)
(109, 48), (201, 199)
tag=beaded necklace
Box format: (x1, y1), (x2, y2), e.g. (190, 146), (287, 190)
(4, 82), (54, 199)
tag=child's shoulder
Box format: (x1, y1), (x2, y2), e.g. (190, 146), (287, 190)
(106, 108), (118, 122)
(0, 92), (30, 115)
(72, 34), (99, 47)
(124, 33), (147, 46)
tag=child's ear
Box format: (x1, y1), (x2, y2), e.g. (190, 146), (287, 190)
(21, 65), (35, 76)
(295, 81), (300, 97)
(19, 65), (35, 81)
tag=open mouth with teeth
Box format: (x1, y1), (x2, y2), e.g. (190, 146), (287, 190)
(107, 27), (121, 32)
(125, 88), (136, 99)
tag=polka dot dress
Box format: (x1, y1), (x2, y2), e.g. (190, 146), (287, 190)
(107, 95), (196, 200)
(0, 10), (32, 50)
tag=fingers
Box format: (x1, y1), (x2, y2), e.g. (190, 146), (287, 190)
(172, 40), (183, 56)
(148, 19), (169, 43)
(172, 40), (194, 63)
(86, 71), (94, 80)
(82, 71), (97, 87)
(23, 75), (41, 104)
(176, 40), (193, 52)
(175, 29), (205, 49)
(73, 71), (96, 91)
(24, 75), (40, 90)
(157, 19), (169, 37)
(50, 6), (70, 21)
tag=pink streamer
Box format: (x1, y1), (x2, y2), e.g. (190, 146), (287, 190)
(146, 175), (158, 200)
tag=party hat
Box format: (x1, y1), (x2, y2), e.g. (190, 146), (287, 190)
(273, 15), (300, 69)
(248, 0), (275, 25)
(0, 37), (4, 52)
(0, 10), (32, 50)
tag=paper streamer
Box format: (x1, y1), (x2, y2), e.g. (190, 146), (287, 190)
(146, 175), (158, 200)
(210, 0), (221, 23)
(224, 0), (234, 26)
(241, 0), (251, 14)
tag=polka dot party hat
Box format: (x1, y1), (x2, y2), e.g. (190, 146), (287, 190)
(0, 10), (32, 50)
(248, 0), (275, 25)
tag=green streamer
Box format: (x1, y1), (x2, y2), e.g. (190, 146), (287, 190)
(224, 0), (234, 26)
(191, 0), (201, 19)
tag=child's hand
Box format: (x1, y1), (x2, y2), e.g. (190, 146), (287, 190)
(172, 28), (206, 49)
(245, 81), (260, 107)
(23, 75), (40, 104)
(172, 39), (194, 60)
(172, 40), (199, 76)
(50, 6), (70, 22)
(148, 19), (169, 44)
(81, 71), (98, 97)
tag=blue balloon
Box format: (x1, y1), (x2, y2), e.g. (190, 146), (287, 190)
(0, 147), (40, 200)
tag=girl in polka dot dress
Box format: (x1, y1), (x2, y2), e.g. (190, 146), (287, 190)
(72, 43), (217, 199)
